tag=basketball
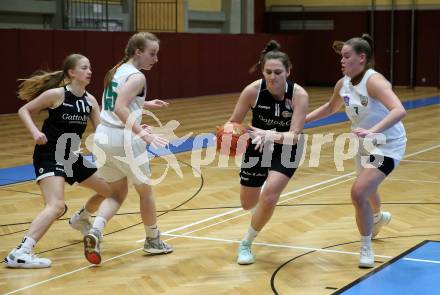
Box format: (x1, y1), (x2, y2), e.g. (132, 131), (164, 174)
(216, 122), (249, 156)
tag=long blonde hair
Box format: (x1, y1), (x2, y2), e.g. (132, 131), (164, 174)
(17, 54), (86, 101)
(103, 32), (159, 89)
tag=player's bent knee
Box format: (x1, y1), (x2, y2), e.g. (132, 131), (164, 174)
(241, 201), (255, 210)
(260, 194), (279, 208)
(47, 202), (67, 218)
(57, 203), (68, 218)
(351, 186), (368, 206)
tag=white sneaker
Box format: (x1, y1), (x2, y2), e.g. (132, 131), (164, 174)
(237, 240), (255, 265)
(4, 248), (51, 269)
(372, 211), (392, 238)
(69, 212), (92, 236)
(143, 231), (173, 255)
(359, 246), (375, 268)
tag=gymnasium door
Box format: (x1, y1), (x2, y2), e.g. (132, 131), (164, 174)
(373, 9), (412, 86)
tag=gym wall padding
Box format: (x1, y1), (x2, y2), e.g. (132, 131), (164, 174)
(0, 29), (304, 114)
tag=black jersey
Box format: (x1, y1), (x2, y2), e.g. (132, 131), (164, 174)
(251, 79), (294, 132)
(34, 86), (92, 157)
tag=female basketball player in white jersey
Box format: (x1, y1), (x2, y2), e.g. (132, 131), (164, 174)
(79, 32), (172, 265)
(228, 40), (308, 265)
(306, 34), (407, 268)
(4, 54), (113, 268)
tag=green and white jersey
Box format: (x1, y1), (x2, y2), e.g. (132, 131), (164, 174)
(100, 63), (146, 128)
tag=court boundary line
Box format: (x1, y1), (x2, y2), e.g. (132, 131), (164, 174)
(138, 177), (355, 241)
(4, 143), (440, 294)
(401, 159), (440, 164)
(387, 178), (440, 184)
(332, 240), (440, 294)
(161, 233), (440, 265)
(163, 233), (393, 258)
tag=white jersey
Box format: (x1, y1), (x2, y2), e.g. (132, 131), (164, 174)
(96, 63), (150, 184)
(339, 69), (406, 161)
(100, 63), (146, 128)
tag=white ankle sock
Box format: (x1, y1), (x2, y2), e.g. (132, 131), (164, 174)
(361, 234), (372, 248)
(92, 216), (107, 231)
(19, 236), (36, 252)
(373, 212), (382, 223)
(243, 226), (259, 243)
(145, 224), (159, 238)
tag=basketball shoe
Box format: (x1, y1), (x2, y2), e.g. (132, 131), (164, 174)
(4, 248), (51, 268)
(143, 231), (173, 255)
(84, 228), (102, 264)
(372, 211), (391, 238)
(237, 240), (255, 265)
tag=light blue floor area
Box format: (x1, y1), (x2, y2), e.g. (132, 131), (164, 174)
(1, 95), (439, 186)
(0, 134), (215, 185)
(338, 241), (440, 295)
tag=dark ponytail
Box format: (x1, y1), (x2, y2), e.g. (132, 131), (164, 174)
(361, 33), (374, 51)
(249, 40), (291, 73)
(263, 40), (281, 54)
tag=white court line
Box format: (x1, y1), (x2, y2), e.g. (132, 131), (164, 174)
(6, 143), (440, 294)
(162, 233), (440, 265)
(401, 159), (440, 164)
(404, 257), (440, 264)
(3, 247), (143, 295)
(388, 178), (440, 184)
(404, 144), (440, 158)
(136, 177), (355, 242)
(162, 233), (391, 258)
(160, 172), (355, 236)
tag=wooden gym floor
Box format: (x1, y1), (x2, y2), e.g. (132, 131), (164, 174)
(0, 86), (439, 294)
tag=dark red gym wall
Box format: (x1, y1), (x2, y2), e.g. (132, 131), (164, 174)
(265, 9), (440, 87)
(0, 29), (304, 114)
(415, 10), (440, 88)
(0, 9), (439, 114)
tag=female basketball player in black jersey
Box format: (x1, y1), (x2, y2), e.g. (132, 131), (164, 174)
(4, 54), (112, 268)
(228, 41), (309, 264)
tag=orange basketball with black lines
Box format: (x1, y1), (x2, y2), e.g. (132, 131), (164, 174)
(216, 122), (249, 156)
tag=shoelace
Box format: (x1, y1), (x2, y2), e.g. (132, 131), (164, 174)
(240, 245), (251, 255)
(360, 247), (372, 256)
(157, 240), (170, 249)
(146, 237), (163, 248)
(22, 252), (40, 262)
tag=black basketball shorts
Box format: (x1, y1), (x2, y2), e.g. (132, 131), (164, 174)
(240, 142), (301, 187)
(33, 152), (97, 185)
